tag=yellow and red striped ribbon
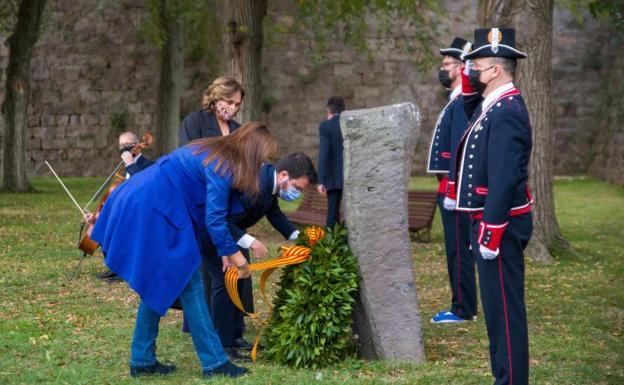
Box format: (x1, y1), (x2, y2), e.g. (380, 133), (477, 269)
(225, 226), (325, 361)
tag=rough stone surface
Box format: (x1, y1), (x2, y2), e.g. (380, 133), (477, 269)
(341, 102), (425, 361)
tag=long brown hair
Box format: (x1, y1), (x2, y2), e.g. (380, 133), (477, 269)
(190, 122), (277, 195)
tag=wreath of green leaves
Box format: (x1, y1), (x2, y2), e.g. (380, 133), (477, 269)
(265, 225), (359, 368)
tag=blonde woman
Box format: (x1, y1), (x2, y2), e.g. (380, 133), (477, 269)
(179, 76), (244, 144)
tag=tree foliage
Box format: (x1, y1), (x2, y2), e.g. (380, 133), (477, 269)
(557, 0), (623, 37)
(265, 0), (441, 71)
(137, 0), (221, 74)
(0, 0), (19, 34)
(588, 0), (624, 36)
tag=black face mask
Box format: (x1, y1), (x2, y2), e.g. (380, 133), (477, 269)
(119, 145), (134, 154)
(468, 66), (494, 95)
(438, 69), (453, 89)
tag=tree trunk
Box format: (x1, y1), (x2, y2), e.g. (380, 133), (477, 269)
(478, 0), (574, 263)
(1, 0), (47, 192)
(154, 0), (184, 156)
(223, 0), (267, 123)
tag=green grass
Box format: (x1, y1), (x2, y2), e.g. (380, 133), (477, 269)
(0, 176), (622, 384)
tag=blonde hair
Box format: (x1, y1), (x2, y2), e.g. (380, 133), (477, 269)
(201, 76), (245, 112)
(191, 122), (277, 196)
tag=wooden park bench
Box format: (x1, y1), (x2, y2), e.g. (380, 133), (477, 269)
(284, 187), (438, 242)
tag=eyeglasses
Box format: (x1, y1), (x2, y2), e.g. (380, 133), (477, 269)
(440, 62), (461, 71)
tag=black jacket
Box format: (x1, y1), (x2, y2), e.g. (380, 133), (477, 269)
(317, 114), (344, 191)
(228, 164), (297, 242)
(125, 154), (153, 177)
(178, 109), (241, 145)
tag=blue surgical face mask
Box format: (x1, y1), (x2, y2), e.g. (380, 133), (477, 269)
(279, 178), (301, 201)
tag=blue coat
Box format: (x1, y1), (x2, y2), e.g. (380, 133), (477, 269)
(317, 114), (344, 191)
(91, 146), (240, 315)
(454, 83), (533, 225)
(227, 164), (297, 242)
(179, 109), (241, 145)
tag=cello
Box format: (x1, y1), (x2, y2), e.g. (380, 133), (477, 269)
(78, 132), (153, 255)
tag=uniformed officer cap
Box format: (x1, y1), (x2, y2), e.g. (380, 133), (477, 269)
(464, 27), (527, 60)
(440, 37), (473, 62)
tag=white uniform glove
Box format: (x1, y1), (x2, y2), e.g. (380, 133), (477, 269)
(479, 244), (500, 260)
(443, 197), (456, 211)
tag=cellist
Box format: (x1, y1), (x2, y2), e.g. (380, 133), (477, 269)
(118, 131), (154, 179)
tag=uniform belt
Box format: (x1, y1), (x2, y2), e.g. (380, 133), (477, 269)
(471, 204), (532, 220)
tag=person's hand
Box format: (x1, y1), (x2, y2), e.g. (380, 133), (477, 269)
(443, 197), (456, 211)
(222, 256), (235, 272)
(479, 244), (499, 260)
(120, 151), (134, 166)
(227, 251), (251, 278)
(317, 184), (327, 195)
(250, 239), (268, 259)
(82, 212), (94, 224)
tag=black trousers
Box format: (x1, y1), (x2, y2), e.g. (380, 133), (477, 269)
(326, 189), (343, 228)
(471, 213), (533, 385)
(438, 193), (477, 319)
(201, 246), (254, 347)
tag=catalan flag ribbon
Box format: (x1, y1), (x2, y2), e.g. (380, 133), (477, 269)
(224, 226), (325, 361)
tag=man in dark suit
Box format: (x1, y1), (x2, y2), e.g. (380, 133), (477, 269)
(448, 27), (534, 385)
(119, 131), (154, 178)
(96, 131), (154, 282)
(316, 96), (345, 228)
(204, 152), (317, 360)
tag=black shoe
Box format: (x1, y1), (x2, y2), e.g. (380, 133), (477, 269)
(224, 346), (251, 362)
(103, 273), (122, 283)
(129, 361), (176, 377)
(96, 269), (115, 280)
(203, 361), (249, 378)
(233, 337), (263, 351)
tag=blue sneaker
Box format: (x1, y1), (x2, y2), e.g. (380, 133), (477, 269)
(431, 311), (469, 323)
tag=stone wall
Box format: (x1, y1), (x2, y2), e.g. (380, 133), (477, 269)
(0, 0), (621, 182)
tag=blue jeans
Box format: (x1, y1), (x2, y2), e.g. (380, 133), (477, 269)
(130, 269), (228, 371)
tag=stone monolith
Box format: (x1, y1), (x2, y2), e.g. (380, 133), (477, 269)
(341, 102), (425, 361)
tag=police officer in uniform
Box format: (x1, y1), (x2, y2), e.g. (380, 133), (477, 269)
(447, 27), (534, 385)
(427, 37), (478, 324)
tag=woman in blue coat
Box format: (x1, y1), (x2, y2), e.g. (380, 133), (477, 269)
(91, 122), (277, 379)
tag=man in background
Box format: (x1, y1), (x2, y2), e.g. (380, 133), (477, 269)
(316, 96), (345, 228)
